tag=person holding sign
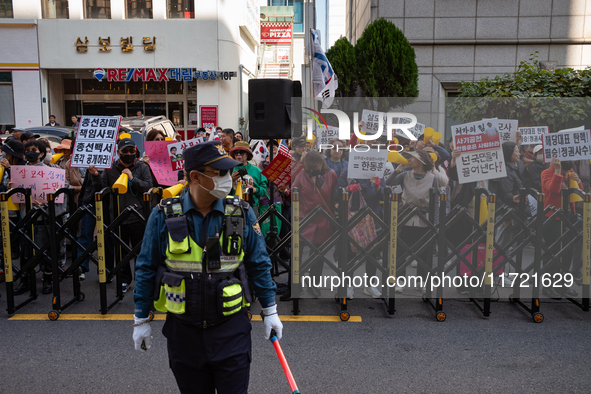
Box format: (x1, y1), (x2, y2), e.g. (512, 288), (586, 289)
(524, 145), (547, 193)
(386, 149), (438, 293)
(541, 156), (583, 299)
(230, 142), (268, 211)
(324, 138), (348, 179)
(89, 138), (153, 293)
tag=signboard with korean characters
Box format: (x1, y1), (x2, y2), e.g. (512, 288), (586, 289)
(71, 115), (120, 169)
(484, 118), (518, 144)
(200, 106), (218, 129)
(145, 141), (178, 186)
(167, 137), (208, 171)
(542, 128), (591, 163)
(518, 126), (548, 145)
(261, 151), (304, 189)
(452, 118), (506, 184)
(10, 166), (66, 203)
(347, 149), (389, 179)
(317, 126), (340, 148)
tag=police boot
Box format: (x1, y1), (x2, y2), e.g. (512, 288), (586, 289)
(13, 275), (30, 295)
(42, 274), (53, 295)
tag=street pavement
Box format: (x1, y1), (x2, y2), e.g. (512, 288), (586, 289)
(1, 267), (590, 394)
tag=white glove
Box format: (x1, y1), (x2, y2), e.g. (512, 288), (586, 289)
(262, 304), (283, 340)
(133, 316), (152, 352)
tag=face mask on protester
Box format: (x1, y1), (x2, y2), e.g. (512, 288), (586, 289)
(44, 153), (53, 165)
(26, 151), (41, 163)
(120, 154), (135, 164)
(306, 169), (321, 177)
(536, 154), (544, 162)
(197, 171), (233, 199)
(562, 161), (573, 172)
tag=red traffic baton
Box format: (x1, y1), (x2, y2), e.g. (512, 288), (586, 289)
(270, 329), (300, 393)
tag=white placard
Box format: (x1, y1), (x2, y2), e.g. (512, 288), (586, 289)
(542, 129), (591, 163)
(396, 117), (425, 139)
(317, 125), (340, 148)
(347, 149), (389, 179)
(71, 115), (120, 169)
(518, 126), (548, 145)
(167, 137), (207, 171)
(360, 109), (385, 134)
(484, 118), (518, 144)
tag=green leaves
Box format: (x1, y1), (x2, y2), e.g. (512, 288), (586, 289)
(325, 18), (419, 101)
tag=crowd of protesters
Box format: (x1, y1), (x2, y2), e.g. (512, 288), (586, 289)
(0, 119), (586, 302)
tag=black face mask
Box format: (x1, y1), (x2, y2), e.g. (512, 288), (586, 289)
(562, 161), (573, 171)
(26, 151), (41, 163)
(306, 169), (321, 177)
(120, 154), (135, 164)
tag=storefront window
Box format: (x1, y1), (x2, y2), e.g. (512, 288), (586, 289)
(83, 102), (125, 116)
(0, 0), (13, 18)
(168, 102), (183, 128)
(145, 102), (166, 117)
(167, 80), (184, 95)
(126, 81), (143, 95)
(267, 0), (302, 33)
(42, 0), (69, 19)
(127, 0), (152, 19)
(63, 79), (80, 95)
(85, 0), (111, 19)
(83, 79), (124, 94)
(0, 72), (14, 130)
(188, 100), (197, 126)
(168, 0), (194, 19)
(127, 100), (144, 117)
(144, 81), (165, 94)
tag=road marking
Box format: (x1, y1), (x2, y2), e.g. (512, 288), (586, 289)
(8, 314), (362, 322)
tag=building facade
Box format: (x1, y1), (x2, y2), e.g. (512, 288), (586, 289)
(1, 0), (307, 139)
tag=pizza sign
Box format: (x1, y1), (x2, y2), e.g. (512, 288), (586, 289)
(260, 22), (293, 44)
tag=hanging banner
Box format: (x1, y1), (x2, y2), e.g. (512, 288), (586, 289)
(144, 141), (178, 186)
(71, 115), (120, 169)
(10, 166), (66, 203)
(200, 106), (218, 129)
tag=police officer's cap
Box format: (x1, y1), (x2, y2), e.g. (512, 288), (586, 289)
(184, 140), (241, 171)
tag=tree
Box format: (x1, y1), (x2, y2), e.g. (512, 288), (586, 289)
(355, 18), (419, 99)
(325, 37), (358, 98)
(447, 53), (591, 130)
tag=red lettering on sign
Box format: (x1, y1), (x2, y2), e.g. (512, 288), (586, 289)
(157, 68), (169, 81)
(133, 69), (145, 81)
(117, 68), (127, 81)
(107, 69), (117, 81)
(145, 68), (157, 81)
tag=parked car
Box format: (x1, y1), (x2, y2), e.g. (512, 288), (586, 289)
(16, 126), (76, 140)
(119, 116), (177, 141)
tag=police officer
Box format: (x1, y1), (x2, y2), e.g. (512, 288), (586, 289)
(133, 141), (282, 394)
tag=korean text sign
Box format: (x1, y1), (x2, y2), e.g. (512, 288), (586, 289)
(145, 141), (178, 186)
(542, 129), (591, 163)
(200, 106), (218, 129)
(261, 151), (304, 189)
(317, 126), (339, 148)
(484, 119), (518, 144)
(11, 166), (66, 203)
(452, 119), (506, 184)
(347, 149), (389, 179)
(167, 137), (207, 171)
(518, 126), (548, 145)
(71, 115), (120, 169)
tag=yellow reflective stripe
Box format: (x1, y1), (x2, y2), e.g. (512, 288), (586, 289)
(166, 259), (203, 272)
(224, 296), (242, 309)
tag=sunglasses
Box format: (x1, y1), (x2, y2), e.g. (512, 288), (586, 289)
(121, 148), (135, 154)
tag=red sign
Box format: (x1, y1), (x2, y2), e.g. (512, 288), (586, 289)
(260, 22), (293, 44)
(200, 106), (218, 129)
(261, 151), (304, 189)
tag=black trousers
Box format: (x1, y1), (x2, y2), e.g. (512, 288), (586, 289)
(119, 221), (145, 283)
(163, 310), (252, 394)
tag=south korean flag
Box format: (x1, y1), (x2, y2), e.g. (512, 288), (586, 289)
(311, 29), (338, 109)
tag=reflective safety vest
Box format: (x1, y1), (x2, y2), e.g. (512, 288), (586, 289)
(154, 196), (252, 328)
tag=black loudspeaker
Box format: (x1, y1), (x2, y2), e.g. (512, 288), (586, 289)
(248, 79), (302, 140)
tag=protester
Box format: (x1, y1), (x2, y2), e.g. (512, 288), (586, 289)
(71, 115), (79, 128)
(292, 151), (338, 297)
(524, 145), (547, 193)
(230, 141), (268, 211)
(220, 128), (235, 154)
(291, 137), (308, 162)
(324, 138), (348, 179)
(258, 140), (285, 239)
(89, 138), (153, 293)
(386, 149), (438, 293)
(20, 131), (39, 144)
(235, 131), (244, 141)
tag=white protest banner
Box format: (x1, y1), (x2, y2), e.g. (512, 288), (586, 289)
(347, 149), (389, 179)
(360, 109), (385, 133)
(484, 118), (518, 144)
(317, 125), (339, 148)
(71, 115), (120, 169)
(452, 119), (501, 153)
(518, 126), (548, 145)
(542, 129), (591, 163)
(559, 125), (585, 132)
(452, 119), (506, 184)
(396, 117), (425, 140)
(10, 166), (66, 203)
(167, 137), (207, 171)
